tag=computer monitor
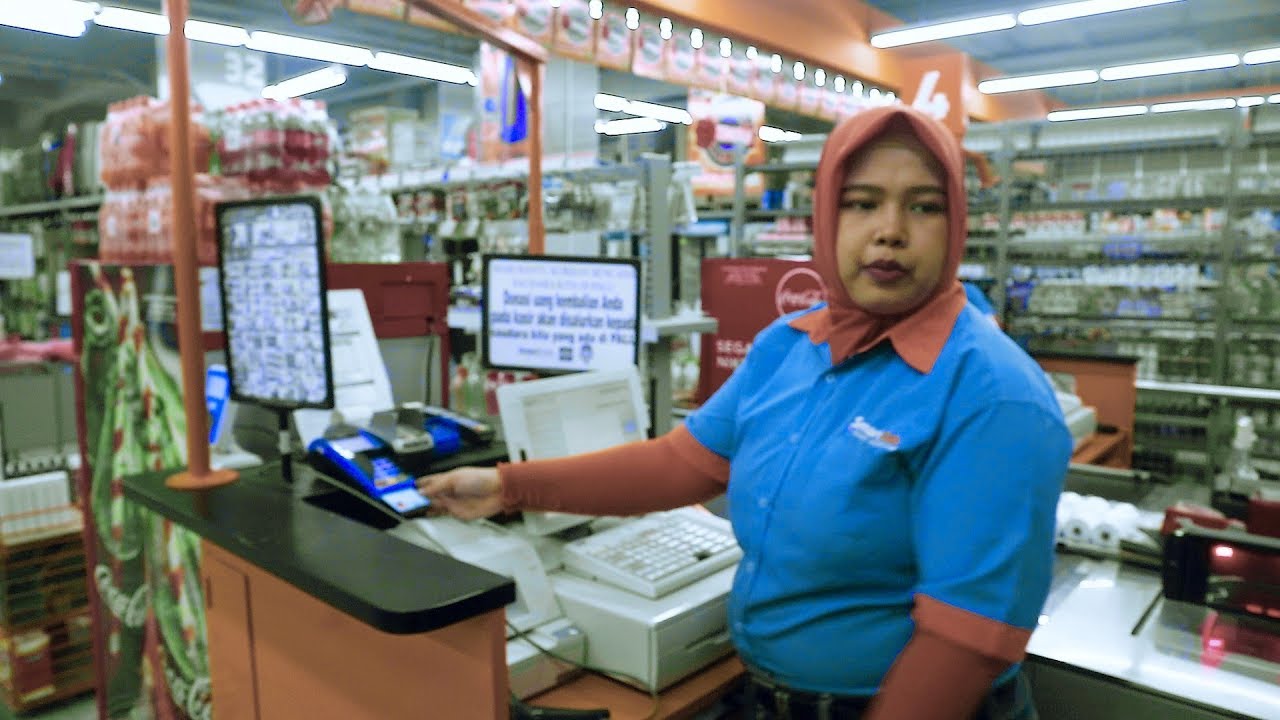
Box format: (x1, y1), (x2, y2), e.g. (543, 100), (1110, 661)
(482, 254), (641, 374)
(496, 367), (649, 536)
(215, 196), (334, 410)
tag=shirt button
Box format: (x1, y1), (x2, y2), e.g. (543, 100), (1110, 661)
(788, 433), (800, 444)
(757, 497), (769, 509)
(825, 375), (836, 384)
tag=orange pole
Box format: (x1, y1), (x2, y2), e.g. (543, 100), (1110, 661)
(164, 0), (236, 490)
(528, 61), (544, 254)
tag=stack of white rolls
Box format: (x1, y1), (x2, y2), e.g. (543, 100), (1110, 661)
(1055, 492), (1143, 551)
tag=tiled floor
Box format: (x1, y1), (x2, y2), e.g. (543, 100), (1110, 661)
(0, 694), (95, 720)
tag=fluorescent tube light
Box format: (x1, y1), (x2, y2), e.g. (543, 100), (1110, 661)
(759, 126), (803, 143)
(1100, 53), (1238, 80)
(852, 81), (864, 96)
(869, 88), (882, 102)
(871, 14), (1016, 49)
(979, 69), (1098, 94)
(588, 0), (602, 20)
(247, 31), (372, 66)
(95, 7), (170, 35)
(793, 62), (805, 81)
(1243, 47), (1280, 65)
(815, 69), (826, 87)
(690, 28), (703, 49)
(594, 93), (629, 112)
(595, 118), (667, 136)
(1018, 0), (1181, 26)
(834, 76), (845, 92)
(659, 17), (671, 39)
(1271, 94), (1280, 104)
(594, 94), (693, 124)
(626, 99), (692, 125)
(184, 20), (249, 46)
(1047, 104), (1148, 121)
(1151, 98), (1237, 113)
(262, 66), (347, 100)
(746, 46), (758, 60)
(625, 8), (638, 30)
(770, 54), (782, 73)
(0, 1), (96, 37)
(1238, 96), (1265, 107)
(369, 53), (476, 85)
(720, 38), (731, 58)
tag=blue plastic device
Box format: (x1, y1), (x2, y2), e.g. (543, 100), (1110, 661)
(308, 431), (431, 517)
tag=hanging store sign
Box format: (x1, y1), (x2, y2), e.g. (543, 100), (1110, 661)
(687, 90), (765, 197)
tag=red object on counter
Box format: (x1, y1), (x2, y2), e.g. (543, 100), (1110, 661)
(1161, 502), (1247, 536)
(1248, 496), (1280, 539)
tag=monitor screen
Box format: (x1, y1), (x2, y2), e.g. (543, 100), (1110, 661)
(482, 254), (641, 374)
(215, 196), (334, 410)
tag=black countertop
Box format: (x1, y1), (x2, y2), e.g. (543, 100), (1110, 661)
(1031, 350), (1140, 365)
(123, 455), (516, 635)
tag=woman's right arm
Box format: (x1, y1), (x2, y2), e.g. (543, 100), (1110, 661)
(418, 425), (729, 519)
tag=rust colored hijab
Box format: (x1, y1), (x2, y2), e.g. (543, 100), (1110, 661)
(789, 105), (969, 373)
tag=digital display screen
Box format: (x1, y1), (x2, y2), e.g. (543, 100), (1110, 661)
(216, 197), (333, 409)
(482, 255), (641, 374)
(329, 434), (380, 456)
(381, 487), (431, 514)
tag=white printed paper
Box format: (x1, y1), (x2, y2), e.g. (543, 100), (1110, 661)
(0, 234), (36, 279)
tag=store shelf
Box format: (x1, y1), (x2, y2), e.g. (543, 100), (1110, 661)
(0, 195), (102, 219)
(1136, 379), (1280, 403)
(751, 162), (816, 174)
(748, 208), (811, 220)
(1011, 314), (1213, 325)
(1235, 193), (1280, 209)
(1134, 413), (1211, 429)
(1012, 196), (1228, 213)
(1019, 135), (1229, 157)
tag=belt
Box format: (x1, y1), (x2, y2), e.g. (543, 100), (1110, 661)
(743, 669), (1028, 720)
(744, 670), (871, 720)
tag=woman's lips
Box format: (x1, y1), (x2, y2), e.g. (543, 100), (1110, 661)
(863, 260), (908, 283)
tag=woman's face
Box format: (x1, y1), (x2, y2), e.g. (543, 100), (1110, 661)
(834, 134), (949, 316)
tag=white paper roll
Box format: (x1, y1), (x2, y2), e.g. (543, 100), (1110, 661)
(1078, 495), (1111, 517)
(1061, 518), (1091, 544)
(1089, 520), (1122, 549)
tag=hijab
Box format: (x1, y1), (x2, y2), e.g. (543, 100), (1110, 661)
(788, 105), (969, 373)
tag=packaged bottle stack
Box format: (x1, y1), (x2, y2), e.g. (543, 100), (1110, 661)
(214, 99), (333, 193)
(330, 186), (402, 263)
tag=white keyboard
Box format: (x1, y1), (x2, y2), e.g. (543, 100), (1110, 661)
(562, 511), (742, 598)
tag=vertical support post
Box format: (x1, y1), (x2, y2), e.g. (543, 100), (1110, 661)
(729, 151), (747, 257)
(164, 0), (236, 490)
(527, 61), (545, 254)
(644, 154), (676, 436)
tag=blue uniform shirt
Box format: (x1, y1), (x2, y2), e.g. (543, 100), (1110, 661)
(685, 303), (1071, 695)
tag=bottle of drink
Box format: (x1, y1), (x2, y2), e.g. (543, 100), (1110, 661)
(1218, 415), (1261, 497)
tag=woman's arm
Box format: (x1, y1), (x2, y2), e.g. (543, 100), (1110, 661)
(500, 425), (730, 515)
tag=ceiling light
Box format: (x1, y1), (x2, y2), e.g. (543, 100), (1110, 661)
(184, 19), (249, 46)
(885, 91), (896, 102)
(871, 14), (1016, 49)
(815, 69), (826, 86)
(247, 31), (372, 66)
(1238, 96), (1265, 107)
(0, 1), (96, 37)
(262, 66), (347, 100)
(1151, 98), (1237, 113)
(626, 98), (693, 124)
(595, 118), (667, 135)
(1018, 0), (1181, 26)
(793, 62), (805, 81)
(95, 7), (171, 35)
(770, 54), (782, 73)
(625, 8), (638, 30)
(588, 0), (602, 20)
(594, 94), (692, 124)
(869, 88), (882, 101)
(659, 17), (671, 39)
(759, 126), (803, 143)
(690, 28), (703, 49)
(720, 38), (731, 57)
(1047, 104), (1148, 121)
(1243, 47), (1280, 65)
(550, 0), (560, 6)
(1100, 53), (1238, 80)
(834, 76), (845, 92)
(1270, 94), (1280, 104)
(369, 52), (476, 84)
(852, 81), (864, 96)
(746, 46), (758, 60)
(979, 69), (1099, 94)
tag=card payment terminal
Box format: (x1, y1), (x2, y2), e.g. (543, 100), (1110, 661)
(308, 431), (431, 517)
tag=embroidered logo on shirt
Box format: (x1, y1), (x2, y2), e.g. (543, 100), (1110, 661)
(848, 416), (902, 451)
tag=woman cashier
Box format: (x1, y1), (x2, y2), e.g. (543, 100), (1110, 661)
(420, 105), (1072, 720)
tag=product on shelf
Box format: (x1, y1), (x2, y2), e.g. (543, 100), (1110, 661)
(97, 175), (252, 265)
(213, 98), (333, 192)
(329, 187), (401, 263)
(98, 97), (212, 191)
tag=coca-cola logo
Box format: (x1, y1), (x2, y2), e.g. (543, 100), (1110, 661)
(775, 267), (826, 316)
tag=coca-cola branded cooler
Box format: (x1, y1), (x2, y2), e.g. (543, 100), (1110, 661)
(697, 258), (827, 403)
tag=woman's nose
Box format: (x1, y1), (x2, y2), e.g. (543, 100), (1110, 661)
(872, 210), (907, 247)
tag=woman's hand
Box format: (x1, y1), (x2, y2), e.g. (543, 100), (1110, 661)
(417, 467), (504, 520)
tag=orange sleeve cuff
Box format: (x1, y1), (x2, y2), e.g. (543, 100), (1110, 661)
(499, 426), (729, 516)
(912, 594), (1032, 665)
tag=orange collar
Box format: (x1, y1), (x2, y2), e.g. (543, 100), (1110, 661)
(788, 281), (967, 374)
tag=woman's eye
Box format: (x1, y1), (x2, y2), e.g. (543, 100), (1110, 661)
(911, 201), (947, 214)
(840, 199), (877, 211)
